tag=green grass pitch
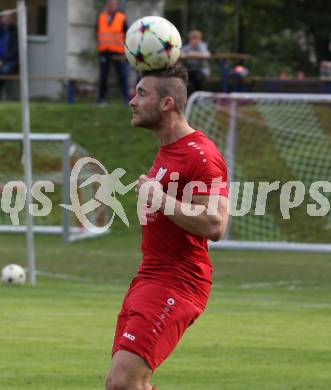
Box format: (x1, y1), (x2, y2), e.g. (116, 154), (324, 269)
(0, 102), (331, 389)
(1, 233), (331, 389)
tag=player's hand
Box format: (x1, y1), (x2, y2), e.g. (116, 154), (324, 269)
(135, 174), (149, 195)
(135, 175), (164, 206)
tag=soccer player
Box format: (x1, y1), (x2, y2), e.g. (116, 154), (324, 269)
(105, 65), (228, 390)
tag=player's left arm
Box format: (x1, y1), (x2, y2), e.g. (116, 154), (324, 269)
(136, 176), (229, 241)
(167, 146), (228, 241)
(162, 192), (229, 241)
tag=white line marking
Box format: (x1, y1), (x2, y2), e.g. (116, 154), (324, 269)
(24, 269), (92, 282)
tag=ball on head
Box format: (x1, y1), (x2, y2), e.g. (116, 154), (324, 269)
(125, 16), (182, 71)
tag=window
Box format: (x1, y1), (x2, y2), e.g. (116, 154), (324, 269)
(1, 0), (48, 36)
(27, 0), (48, 36)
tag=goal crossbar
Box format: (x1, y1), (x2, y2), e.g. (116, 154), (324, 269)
(0, 132), (70, 141)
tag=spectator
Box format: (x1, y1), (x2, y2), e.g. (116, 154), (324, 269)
(229, 62), (249, 92)
(180, 30), (210, 93)
(96, 0), (129, 106)
(0, 10), (19, 92)
(297, 71), (305, 80)
(279, 69), (289, 80)
(232, 64), (249, 78)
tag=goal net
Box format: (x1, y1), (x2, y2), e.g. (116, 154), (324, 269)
(0, 133), (109, 242)
(185, 93), (331, 252)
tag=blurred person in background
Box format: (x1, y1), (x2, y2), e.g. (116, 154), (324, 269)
(279, 69), (289, 80)
(297, 71), (305, 80)
(229, 62), (249, 92)
(0, 11), (18, 92)
(180, 30), (210, 93)
(96, 0), (129, 106)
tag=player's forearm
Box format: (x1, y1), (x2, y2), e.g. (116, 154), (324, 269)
(159, 193), (224, 241)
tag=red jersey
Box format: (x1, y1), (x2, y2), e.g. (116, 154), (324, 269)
(136, 130), (228, 309)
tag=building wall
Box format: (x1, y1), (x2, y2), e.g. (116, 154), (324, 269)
(64, 0), (165, 82)
(66, 0), (97, 81)
(28, 0), (68, 99)
(26, 0), (164, 100)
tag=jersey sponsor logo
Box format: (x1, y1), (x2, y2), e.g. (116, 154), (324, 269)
(155, 167), (167, 181)
(123, 332), (136, 341)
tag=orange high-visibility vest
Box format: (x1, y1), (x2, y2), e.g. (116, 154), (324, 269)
(97, 11), (125, 53)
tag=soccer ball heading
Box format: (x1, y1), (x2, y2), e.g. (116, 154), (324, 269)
(125, 16), (182, 71)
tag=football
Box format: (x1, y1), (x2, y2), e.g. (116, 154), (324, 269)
(1, 264), (26, 285)
(125, 16), (182, 71)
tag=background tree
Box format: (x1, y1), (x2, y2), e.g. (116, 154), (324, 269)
(167, 0), (330, 76)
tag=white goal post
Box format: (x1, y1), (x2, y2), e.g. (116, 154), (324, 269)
(0, 132), (109, 243)
(185, 92), (331, 253)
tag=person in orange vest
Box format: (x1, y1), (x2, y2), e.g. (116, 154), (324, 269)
(96, 0), (129, 105)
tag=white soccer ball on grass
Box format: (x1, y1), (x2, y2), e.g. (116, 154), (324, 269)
(125, 16), (182, 71)
(1, 264), (26, 285)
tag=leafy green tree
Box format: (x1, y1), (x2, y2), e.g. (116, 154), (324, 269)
(285, 0), (331, 64)
(170, 0), (330, 76)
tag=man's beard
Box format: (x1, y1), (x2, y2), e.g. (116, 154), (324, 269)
(131, 109), (162, 130)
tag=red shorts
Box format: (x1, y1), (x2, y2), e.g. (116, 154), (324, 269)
(112, 278), (203, 371)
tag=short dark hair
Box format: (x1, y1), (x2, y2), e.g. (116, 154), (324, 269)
(142, 64), (188, 113)
(142, 64), (188, 85)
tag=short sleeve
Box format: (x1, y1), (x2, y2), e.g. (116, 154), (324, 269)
(200, 42), (210, 55)
(186, 148), (228, 197)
